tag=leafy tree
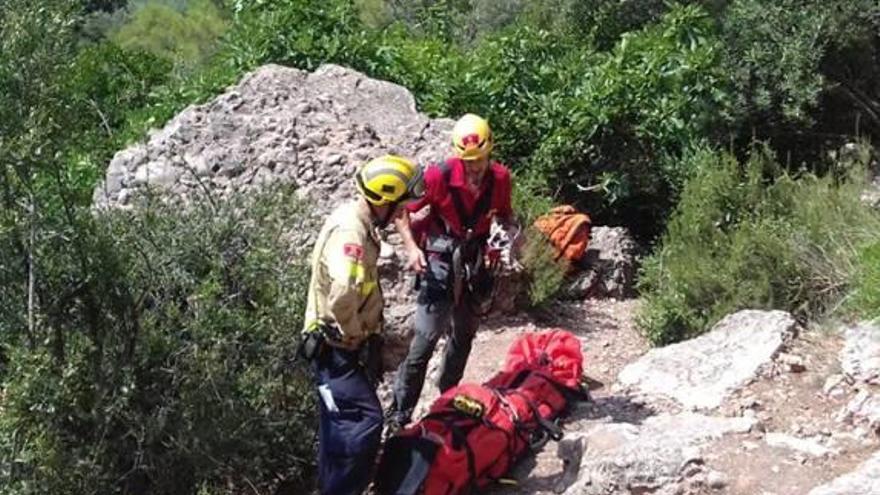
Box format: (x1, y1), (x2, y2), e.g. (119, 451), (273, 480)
(112, 0), (229, 68)
(720, 0), (880, 165)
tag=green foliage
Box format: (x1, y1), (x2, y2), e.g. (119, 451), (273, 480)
(638, 145), (880, 344)
(720, 0), (880, 164)
(525, 4), (729, 235)
(570, 0), (671, 49)
(1, 0), (172, 211)
(355, 0), (394, 28)
(519, 227), (569, 307)
(0, 188), (315, 495)
(850, 241), (880, 320)
(2, 4), (317, 493)
(112, 0), (229, 68)
(721, 0), (831, 124)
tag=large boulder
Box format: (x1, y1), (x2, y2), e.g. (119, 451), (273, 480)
(809, 451), (880, 495)
(94, 63), (453, 216)
(562, 413), (756, 495)
(617, 310), (798, 410)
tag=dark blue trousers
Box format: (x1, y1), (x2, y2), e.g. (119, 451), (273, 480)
(314, 346), (383, 495)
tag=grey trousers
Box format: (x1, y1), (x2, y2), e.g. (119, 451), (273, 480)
(391, 250), (479, 424)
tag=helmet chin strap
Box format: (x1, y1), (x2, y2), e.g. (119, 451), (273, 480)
(370, 202), (398, 229)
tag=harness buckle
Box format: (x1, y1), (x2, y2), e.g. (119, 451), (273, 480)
(452, 394), (485, 419)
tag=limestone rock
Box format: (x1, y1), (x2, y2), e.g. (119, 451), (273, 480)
(838, 390), (880, 433)
(841, 320), (880, 385)
(706, 470), (727, 490)
(764, 432), (834, 457)
(618, 310), (797, 410)
(823, 374), (847, 397)
(563, 226), (639, 300)
(809, 451), (880, 495)
(562, 413), (755, 495)
(777, 352), (807, 373)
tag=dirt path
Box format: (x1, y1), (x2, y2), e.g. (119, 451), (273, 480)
(398, 299), (880, 495)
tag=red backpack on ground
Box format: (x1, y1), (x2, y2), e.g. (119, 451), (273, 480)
(376, 330), (587, 495)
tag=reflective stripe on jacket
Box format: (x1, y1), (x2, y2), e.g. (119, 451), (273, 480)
(303, 200), (382, 349)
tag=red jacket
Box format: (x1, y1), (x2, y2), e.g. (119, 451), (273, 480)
(407, 157), (513, 241)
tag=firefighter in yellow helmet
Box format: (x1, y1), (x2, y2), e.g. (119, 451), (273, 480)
(300, 155), (424, 495)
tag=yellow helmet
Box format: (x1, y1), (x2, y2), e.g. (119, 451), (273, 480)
(355, 155), (425, 206)
(452, 113), (493, 161)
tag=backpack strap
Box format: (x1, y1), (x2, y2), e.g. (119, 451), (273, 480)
(505, 389), (564, 450)
(436, 159), (496, 234)
(503, 368), (592, 403)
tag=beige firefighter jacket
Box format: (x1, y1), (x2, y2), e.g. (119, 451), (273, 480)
(303, 200), (383, 350)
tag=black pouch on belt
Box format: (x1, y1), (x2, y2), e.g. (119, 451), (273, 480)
(424, 234), (456, 258)
(297, 330), (325, 362)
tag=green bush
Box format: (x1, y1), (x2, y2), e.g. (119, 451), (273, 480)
(524, 3), (729, 236)
(850, 241), (880, 320)
(0, 188), (316, 495)
(518, 227), (569, 307)
(638, 145), (880, 344)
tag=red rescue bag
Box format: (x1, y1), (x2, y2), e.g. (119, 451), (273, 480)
(376, 330), (587, 495)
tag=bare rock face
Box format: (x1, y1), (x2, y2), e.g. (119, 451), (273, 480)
(562, 413), (755, 495)
(837, 320), (880, 434)
(841, 321), (880, 385)
(839, 390), (880, 434)
(94, 63), (453, 216)
(808, 450), (880, 495)
(617, 310), (798, 410)
(564, 226), (639, 300)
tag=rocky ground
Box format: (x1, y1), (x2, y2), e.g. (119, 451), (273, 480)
(382, 300), (880, 495)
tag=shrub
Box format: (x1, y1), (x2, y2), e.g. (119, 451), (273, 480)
(638, 145), (880, 344)
(850, 241), (880, 320)
(518, 227), (569, 307)
(0, 187), (316, 495)
(569, 0), (670, 50)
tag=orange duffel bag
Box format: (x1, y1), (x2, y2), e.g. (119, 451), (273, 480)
(533, 205), (592, 262)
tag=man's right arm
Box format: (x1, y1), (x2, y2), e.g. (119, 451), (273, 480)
(394, 210), (426, 273)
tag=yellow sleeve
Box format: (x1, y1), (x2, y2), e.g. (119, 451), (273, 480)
(323, 228), (369, 341)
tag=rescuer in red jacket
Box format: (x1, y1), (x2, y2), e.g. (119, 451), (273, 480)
(388, 114), (515, 429)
